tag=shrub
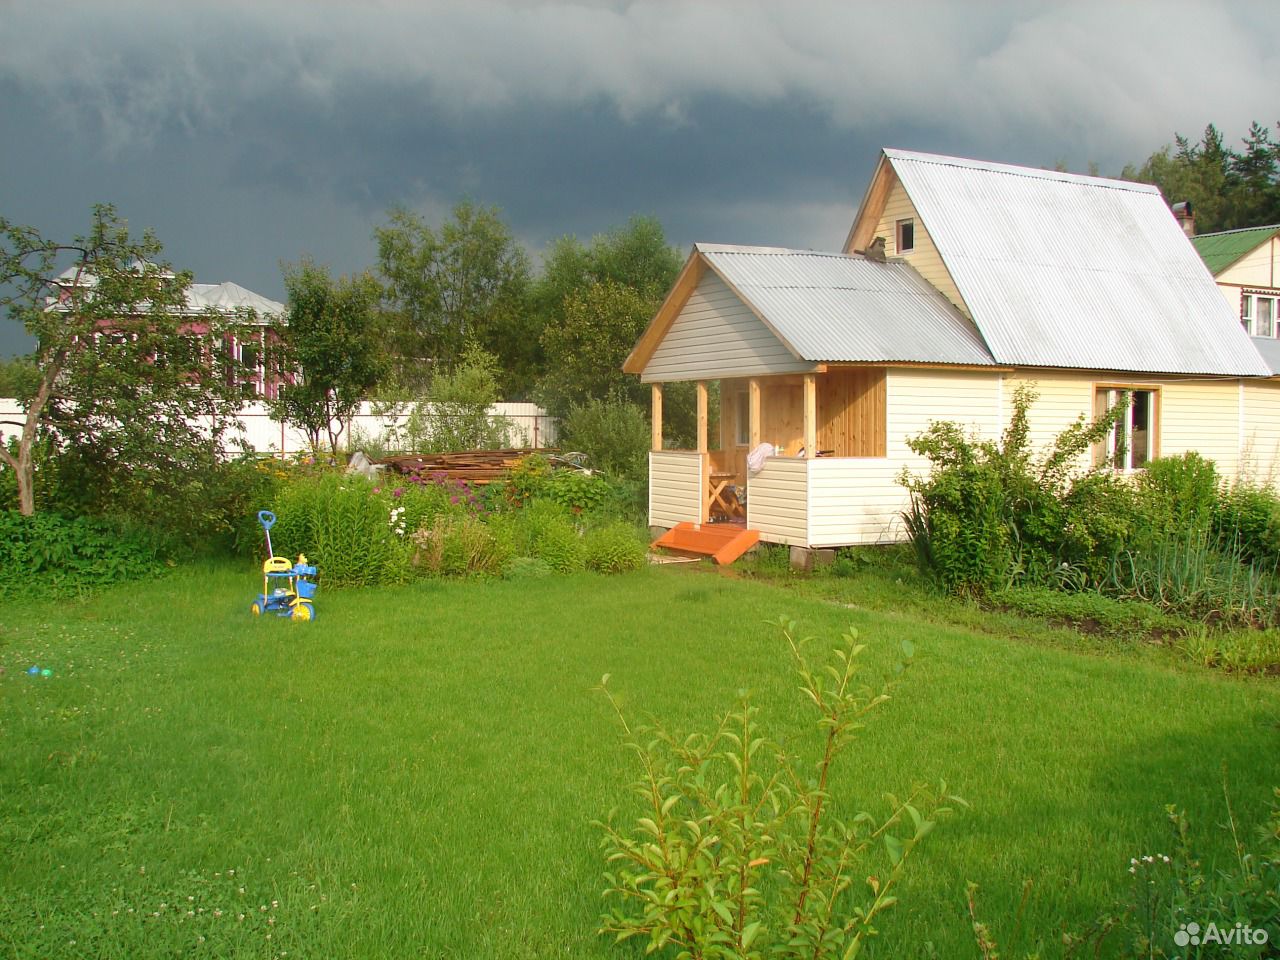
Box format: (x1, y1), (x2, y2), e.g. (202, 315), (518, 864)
(583, 522), (646, 574)
(596, 618), (962, 958)
(559, 397), (650, 480)
(266, 472), (461, 586)
(1213, 482), (1280, 567)
(411, 513), (512, 578)
(901, 385), (1130, 594)
(0, 511), (164, 594)
(1138, 452), (1220, 534)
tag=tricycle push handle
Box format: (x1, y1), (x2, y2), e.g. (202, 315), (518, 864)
(258, 510), (276, 531)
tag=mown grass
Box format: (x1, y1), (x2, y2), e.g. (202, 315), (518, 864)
(0, 562), (1277, 958)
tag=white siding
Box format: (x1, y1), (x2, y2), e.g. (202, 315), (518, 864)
(807, 459), (906, 546)
(649, 450), (703, 528)
(747, 457), (809, 545)
(642, 273), (816, 383)
(1242, 381), (1280, 487)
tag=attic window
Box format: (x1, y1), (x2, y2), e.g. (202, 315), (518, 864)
(896, 219), (915, 254)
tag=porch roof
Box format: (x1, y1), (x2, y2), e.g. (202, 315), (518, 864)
(625, 243), (996, 376)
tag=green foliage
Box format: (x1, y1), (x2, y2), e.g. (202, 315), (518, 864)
(1122, 121), (1280, 232)
(411, 512), (512, 578)
(560, 396), (650, 480)
(987, 585), (1174, 639)
(597, 618), (960, 958)
(378, 344), (514, 453)
(901, 385), (1129, 594)
(375, 201), (535, 395)
(269, 260), (385, 456)
(1212, 482), (1280, 567)
(0, 354), (36, 397)
(0, 204), (249, 517)
(1138, 451), (1220, 538)
(267, 473), (458, 586)
(583, 522), (646, 574)
(0, 510), (164, 594)
(1106, 527), (1280, 630)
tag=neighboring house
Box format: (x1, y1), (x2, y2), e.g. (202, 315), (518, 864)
(626, 149), (1280, 556)
(1190, 224), (1280, 338)
(51, 265), (288, 399)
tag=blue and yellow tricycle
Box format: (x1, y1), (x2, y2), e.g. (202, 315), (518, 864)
(250, 510), (318, 621)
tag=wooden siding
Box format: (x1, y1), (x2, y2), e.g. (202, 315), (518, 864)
(1218, 236), (1280, 290)
(819, 368), (887, 456)
(649, 450), (703, 528)
(642, 272), (815, 383)
(869, 181), (968, 316)
(747, 458), (809, 546)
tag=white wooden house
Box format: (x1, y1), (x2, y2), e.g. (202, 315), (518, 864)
(626, 150), (1280, 560)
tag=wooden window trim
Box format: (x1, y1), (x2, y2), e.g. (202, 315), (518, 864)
(1093, 383), (1161, 470)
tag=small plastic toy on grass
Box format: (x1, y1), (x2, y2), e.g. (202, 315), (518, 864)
(250, 510), (319, 621)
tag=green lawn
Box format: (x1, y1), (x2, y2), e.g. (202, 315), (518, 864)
(1, 563), (1277, 958)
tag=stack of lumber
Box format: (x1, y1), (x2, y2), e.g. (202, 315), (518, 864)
(374, 449), (540, 485)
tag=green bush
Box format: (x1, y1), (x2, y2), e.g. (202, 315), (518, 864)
(1213, 482), (1280, 567)
(902, 385), (1132, 594)
(0, 511), (165, 594)
(597, 618), (962, 958)
(1138, 451), (1220, 533)
(583, 522), (646, 574)
(411, 513), (512, 578)
(266, 472), (461, 586)
(559, 397), (650, 480)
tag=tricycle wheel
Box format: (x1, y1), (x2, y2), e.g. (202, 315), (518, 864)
(250, 601), (262, 617)
(292, 602), (315, 622)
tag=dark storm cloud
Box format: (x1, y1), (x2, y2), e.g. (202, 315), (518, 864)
(1, 0), (1278, 357)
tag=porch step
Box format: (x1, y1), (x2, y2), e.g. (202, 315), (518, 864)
(651, 522), (761, 566)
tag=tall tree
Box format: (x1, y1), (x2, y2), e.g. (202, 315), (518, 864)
(0, 204), (245, 516)
(532, 216), (688, 434)
(375, 201), (534, 395)
(270, 260), (385, 456)
(1123, 122), (1280, 233)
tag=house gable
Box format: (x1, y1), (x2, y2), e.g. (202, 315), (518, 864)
(639, 270), (815, 383)
(863, 149), (1270, 377)
(844, 169), (968, 318)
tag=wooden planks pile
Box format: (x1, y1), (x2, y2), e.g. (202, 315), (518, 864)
(374, 449), (539, 486)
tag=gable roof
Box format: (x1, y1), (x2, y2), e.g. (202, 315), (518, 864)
(1191, 224), (1280, 276)
(851, 148), (1270, 377)
(623, 243), (996, 375)
(52, 264), (284, 319)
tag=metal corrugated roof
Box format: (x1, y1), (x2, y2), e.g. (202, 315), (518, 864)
(885, 149), (1271, 377)
(52, 266), (284, 318)
(1191, 224), (1280, 275)
(696, 243), (996, 365)
(1249, 336), (1280, 376)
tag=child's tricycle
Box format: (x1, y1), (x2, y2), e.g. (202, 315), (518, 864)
(250, 510), (318, 621)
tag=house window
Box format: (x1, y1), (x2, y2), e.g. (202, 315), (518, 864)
(735, 391), (750, 446)
(896, 218), (915, 254)
(1245, 292), (1278, 338)
(1097, 387), (1156, 471)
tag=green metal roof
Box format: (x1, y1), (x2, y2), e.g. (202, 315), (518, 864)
(1191, 224), (1280, 275)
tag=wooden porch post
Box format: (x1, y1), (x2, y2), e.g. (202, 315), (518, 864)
(696, 381), (708, 453)
(749, 378), (761, 449)
(651, 383), (663, 451)
(803, 373), (816, 459)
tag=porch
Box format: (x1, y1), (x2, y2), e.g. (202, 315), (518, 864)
(647, 369), (905, 549)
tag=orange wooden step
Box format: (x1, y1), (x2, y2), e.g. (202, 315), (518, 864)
(651, 522), (761, 566)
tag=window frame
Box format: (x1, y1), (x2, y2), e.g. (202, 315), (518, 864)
(1094, 383), (1160, 472)
(895, 218), (915, 254)
(1245, 291), (1279, 338)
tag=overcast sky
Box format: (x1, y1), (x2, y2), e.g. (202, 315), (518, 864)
(2, 0), (1278, 356)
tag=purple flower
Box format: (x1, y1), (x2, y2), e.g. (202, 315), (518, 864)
(372, 487), (381, 495)
(392, 487), (404, 498)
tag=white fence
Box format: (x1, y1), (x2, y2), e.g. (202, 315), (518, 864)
(0, 399), (558, 456)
